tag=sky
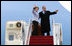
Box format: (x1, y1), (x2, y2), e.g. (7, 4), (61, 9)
(1, 1), (71, 45)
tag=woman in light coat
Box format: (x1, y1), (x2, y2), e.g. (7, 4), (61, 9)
(32, 5), (39, 36)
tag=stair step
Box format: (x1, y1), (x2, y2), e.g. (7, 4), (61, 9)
(30, 38), (53, 40)
(29, 36), (53, 45)
(29, 43), (53, 45)
(30, 41), (53, 43)
(30, 39), (53, 42)
(30, 40), (53, 41)
(30, 36), (53, 38)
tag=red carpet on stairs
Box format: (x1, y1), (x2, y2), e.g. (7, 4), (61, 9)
(29, 36), (54, 45)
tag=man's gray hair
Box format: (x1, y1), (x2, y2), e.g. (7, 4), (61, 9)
(42, 6), (46, 8)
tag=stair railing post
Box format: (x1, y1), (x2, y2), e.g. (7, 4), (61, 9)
(52, 18), (62, 45)
(26, 19), (32, 45)
(60, 24), (62, 45)
(52, 18), (57, 45)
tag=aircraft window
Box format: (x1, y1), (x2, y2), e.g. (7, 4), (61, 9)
(9, 24), (13, 27)
(9, 35), (14, 41)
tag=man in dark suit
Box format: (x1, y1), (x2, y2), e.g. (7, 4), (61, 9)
(39, 6), (58, 36)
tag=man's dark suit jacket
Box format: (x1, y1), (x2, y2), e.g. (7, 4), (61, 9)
(39, 11), (57, 32)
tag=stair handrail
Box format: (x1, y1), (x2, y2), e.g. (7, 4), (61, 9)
(52, 18), (62, 45)
(26, 19), (32, 45)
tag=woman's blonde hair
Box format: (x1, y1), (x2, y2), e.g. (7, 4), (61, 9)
(33, 6), (39, 10)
